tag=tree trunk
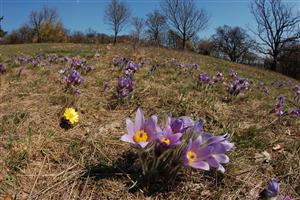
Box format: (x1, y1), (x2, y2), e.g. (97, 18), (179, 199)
(182, 38), (186, 50)
(271, 55), (278, 71)
(113, 32), (117, 45)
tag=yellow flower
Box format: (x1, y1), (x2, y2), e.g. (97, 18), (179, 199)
(64, 107), (79, 124)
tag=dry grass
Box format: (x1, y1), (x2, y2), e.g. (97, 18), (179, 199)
(0, 43), (299, 199)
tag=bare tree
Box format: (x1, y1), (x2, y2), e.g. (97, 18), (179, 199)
(251, 0), (300, 71)
(212, 25), (254, 63)
(104, 0), (131, 45)
(29, 6), (58, 42)
(161, 0), (209, 50)
(0, 16), (7, 38)
(131, 17), (144, 49)
(145, 10), (167, 46)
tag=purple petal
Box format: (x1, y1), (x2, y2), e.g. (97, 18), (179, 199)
(217, 165), (225, 173)
(214, 154), (229, 163)
(121, 134), (134, 144)
(135, 108), (144, 130)
(206, 157), (220, 168)
(126, 118), (136, 136)
(139, 141), (149, 148)
(194, 120), (204, 134)
(144, 117), (157, 141)
(191, 160), (210, 170)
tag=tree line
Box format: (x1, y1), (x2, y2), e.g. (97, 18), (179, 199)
(0, 0), (299, 79)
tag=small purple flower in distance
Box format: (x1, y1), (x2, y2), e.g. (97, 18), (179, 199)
(48, 54), (58, 63)
(17, 55), (32, 64)
(199, 74), (213, 85)
(214, 72), (223, 82)
(267, 179), (280, 197)
(229, 70), (238, 78)
(65, 70), (84, 86)
(112, 56), (129, 68)
(69, 58), (86, 70)
(0, 63), (7, 74)
(124, 61), (139, 75)
(31, 59), (40, 67)
(190, 64), (200, 70)
(274, 96), (287, 116)
(293, 85), (300, 96)
(290, 108), (300, 117)
(117, 76), (134, 98)
(227, 76), (249, 95)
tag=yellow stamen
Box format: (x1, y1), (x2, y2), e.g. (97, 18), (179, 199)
(133, 130), (149, 143)
(187, 150), (197, 164)
(160, 137), (170, 145)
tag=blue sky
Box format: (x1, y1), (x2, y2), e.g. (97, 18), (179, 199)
(0, 0), (299, 39)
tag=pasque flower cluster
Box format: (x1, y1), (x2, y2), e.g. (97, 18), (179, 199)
(121, 108), (234, 183)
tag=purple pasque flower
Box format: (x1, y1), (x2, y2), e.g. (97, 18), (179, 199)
(183, 137), (212, 170)
(167, 115), (195, 133)
(198, 133), (234, 173)
(112, 56), (129, 68)
(260, 179), (292, 199)
(199, 73), (210, 83)
(214, 72), (223, 82)
(69, 58), (86, 69)
(190, 63), (200, 70)
(48, 54), (58, 63)
(65, 70), (84, 86)
(124, 61), (139, 75)
(31, 59), (40, 67)
(266, 179), (280, 197)
(293, 85), (300, 96)
(157, 126), (182, 147)
(290, 108), (300, 117)
(59, 56), (69, 63)
(117, 76), (134, 98)
(229, 70), (238, 78)
(17, 55), (32, 64)
(0, 63), (7, 74)
(274, 96), (286, 116)
(199, 73), (214, 85)
(227, 76), (249, 95)
(237, 77), (250, 90)
(121, 108), (158, 148)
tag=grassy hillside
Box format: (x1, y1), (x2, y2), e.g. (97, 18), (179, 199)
(0, 43), (299, 199)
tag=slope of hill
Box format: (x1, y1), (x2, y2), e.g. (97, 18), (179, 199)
(0, 43), (299, 199)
